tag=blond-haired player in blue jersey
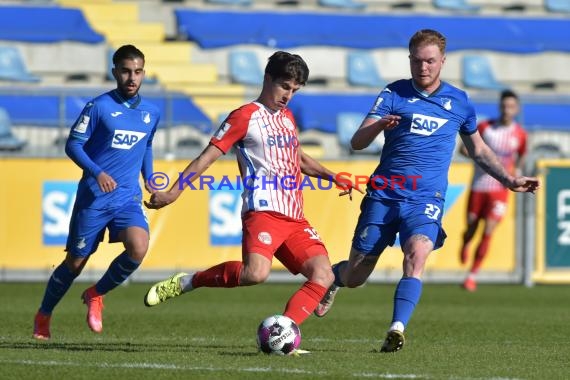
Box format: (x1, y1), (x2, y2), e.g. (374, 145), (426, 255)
(314, 29), (539, 352)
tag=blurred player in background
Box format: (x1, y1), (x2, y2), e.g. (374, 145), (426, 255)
(143, 52), (360, 348)
(33, 45), (160, 340)
(459, 90), (527, 291)
(313, 30), (539, 352)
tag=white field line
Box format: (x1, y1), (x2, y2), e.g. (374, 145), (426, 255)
(0, 359), (523, 380)
(0, 359), (405, 377)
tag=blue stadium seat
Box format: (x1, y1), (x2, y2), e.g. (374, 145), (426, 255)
(337, 112), (382, 154)
(347, 51), (386, 88)
(433, 0), (480, 11)
(318, 0), (366, 9)
(0, 107), (26, 151)
(461, 55), (507, 91)
(545, 0), (570, 13)
(229, 50), (263, 86)
(0, 6), (103, 44)
(0, 46), (40, 82)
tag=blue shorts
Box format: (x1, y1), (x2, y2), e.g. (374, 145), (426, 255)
(352, 196), (447, 256)
(66, 201), (149, 257)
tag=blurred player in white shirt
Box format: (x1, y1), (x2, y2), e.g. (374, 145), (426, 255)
(459, 90), (527, 291)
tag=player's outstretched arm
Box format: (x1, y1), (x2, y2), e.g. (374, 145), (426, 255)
(144, 144), (223, 209)
(461, 132), (540, 194)
(298, 149), (364, 200)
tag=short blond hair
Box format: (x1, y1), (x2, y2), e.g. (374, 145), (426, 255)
(409, 29), (446, 55)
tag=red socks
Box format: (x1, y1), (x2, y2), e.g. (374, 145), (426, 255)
(191, 263), (328, 326)
(283, 281), (327, 325)
(192, 261), (242, 288)
(471, 234), (491, 274)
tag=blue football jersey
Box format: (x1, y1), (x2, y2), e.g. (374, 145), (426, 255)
(366, 79), (477, 201)
(68, 90), (160, 209)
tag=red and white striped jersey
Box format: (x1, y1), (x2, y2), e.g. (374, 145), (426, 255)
(471, 120), (527, 192)
(210, 102), (304, 219)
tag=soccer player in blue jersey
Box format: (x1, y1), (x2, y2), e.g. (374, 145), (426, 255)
(313, 29), (540, 352)
(33, 45), (160, 340)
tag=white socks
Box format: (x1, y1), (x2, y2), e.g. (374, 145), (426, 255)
(389, 321), (405, 333)
(180, 274), (194, 293)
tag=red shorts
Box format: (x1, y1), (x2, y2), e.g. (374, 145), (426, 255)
(242, 211), (328, 275)
(467, 190), (509, 221)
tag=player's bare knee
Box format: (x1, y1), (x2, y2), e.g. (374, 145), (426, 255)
(126, 240), (149, 262)
(241, 266), (270, 285)
(403, 251), (429, 277)
(67, 264), (83, 276)
(241, 273), (268, 285)
(64, 256), (87, 275)
(309, 265), (334, 288)
(128, 250), (147, 263)
(324, 267), (335, 287)
(343, 258), (374, 288)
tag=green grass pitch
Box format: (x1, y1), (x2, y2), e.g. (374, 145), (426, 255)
(0, 282), (568, 379)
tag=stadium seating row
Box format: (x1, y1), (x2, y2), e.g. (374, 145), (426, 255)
(174, 9), (570, 53)
(3, 4), (566, 53)
(0, 1), (568, 158)
(288, 93), (570, 134)
(195, 46), (570, 92)
(0, 87), (213, 155)
(60, 1), (250, 124)
(6, 93), (569, 159)
(4, 39), (569, 96)
(2, 85), (567, 145)
(2, 3), (568, 91)
(0, 5), (103, 44)
(0, 90), (211, 131)
(184, 0), (570, 15)
(0, 0), (570, 53)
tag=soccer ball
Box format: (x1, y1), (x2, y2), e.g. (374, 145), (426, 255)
(256, 315), (301, 355)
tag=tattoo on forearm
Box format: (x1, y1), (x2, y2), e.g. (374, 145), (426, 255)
(475, 149), (510, 186)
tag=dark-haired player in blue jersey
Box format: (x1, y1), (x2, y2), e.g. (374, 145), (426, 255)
(33, 45), (160, 340)
(313, 29), (540, 352)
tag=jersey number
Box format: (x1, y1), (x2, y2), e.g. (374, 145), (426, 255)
(424, 204), (441, 220)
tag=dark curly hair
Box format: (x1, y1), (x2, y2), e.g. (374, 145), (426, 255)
(264, 51), (309, 85)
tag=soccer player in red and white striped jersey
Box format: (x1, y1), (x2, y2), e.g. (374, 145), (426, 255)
(459, 90), (527, 291)
(210, 101), (306, 220)
(143, 51), (360, 333)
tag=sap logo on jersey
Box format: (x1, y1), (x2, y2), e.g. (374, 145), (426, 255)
(42, 181), (77, 245)
(112, 129), (147, 149)
(209, 186), (243, 246)
(410, 114), (448, 136)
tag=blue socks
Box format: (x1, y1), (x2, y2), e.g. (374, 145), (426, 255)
(392, 277), (422, 328)
(95, 251), (141, 295)
(38, 252), (141, 314)
(39, 262), (78, 314)
(331, 263), (422, 330)
(332, 261), (348, 287)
